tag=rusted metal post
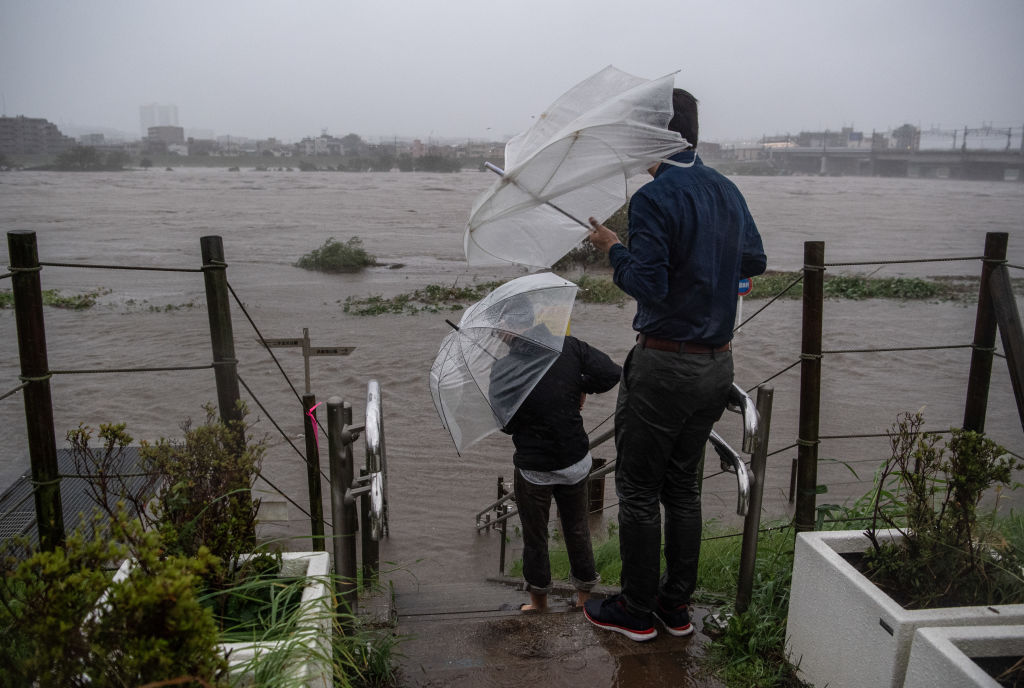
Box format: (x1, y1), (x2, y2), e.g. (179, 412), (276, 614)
(964, 232), (1008, 432)
(588, 456), (606, 513)
(736, 385), (774, 613)
(795, 241), (824, 533)
(8, 230), (64, 551)
(497, 475), (507, 576)
(328, 397), (358, 620)
(359, 467), (379, 589)
(200, 236), (242, 426)
(302, 393), (325, 550)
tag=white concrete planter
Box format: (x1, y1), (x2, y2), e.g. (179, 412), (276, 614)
(114, 551), (332, 688)
(221, 551), (332, 688)
(785, 529), (1024, 688)
(903, 625), (1024, 688)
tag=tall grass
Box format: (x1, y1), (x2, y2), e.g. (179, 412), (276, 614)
(220, 574), (401, 688)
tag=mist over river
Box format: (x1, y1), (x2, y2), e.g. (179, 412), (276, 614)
(2, 168), (1022, 583)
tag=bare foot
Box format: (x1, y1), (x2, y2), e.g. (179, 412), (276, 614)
(520, 591), (547, 612)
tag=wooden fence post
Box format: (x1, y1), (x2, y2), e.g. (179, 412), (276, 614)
(795, 241), (824, 533)
(964, 232), (1008, 432)
(7, 230), (64, 551)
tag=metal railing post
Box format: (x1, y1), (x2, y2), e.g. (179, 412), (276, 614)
(497, 475), (507, 576)
(327, 397), (358, 621)
(302, 393), (325, 550)
(795, 241), (824, 533)
(8, 230), (64, 551)
(964, 232), (1008, 432)
(359, 467), (379, 589)
(588, 457), (606, 513)
(736, 385), (774, 613)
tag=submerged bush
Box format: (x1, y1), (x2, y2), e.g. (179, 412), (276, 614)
(296, 236), (377, 272)
(0, 287), (110, 310)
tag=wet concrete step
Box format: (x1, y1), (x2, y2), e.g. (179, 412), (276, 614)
(393, 579), (534, 617)
(392, 581), (728, 688)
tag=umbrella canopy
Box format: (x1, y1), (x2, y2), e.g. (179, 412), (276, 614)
(464, 65), (690, 269)
(429, 272), (578, 453)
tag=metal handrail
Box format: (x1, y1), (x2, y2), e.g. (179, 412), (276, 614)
(358, 380), (387, 539)
(726, 383), (759, 453)
(339, 380), (388, 541)
(474, 381), (760, 529)
(709, 430), (751, 516)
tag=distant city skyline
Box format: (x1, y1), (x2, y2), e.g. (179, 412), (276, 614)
(43, 110), (1023, 153)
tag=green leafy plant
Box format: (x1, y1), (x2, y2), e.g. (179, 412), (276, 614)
(553, 203), (630, 271)
(861, 411), (1024, 608)
(296, 236), (377, 272)
(63, 411), (402, 686)
(0, 512), (229, 687)
(139, 403), (264, 565)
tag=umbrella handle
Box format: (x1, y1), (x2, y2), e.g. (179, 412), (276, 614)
(483, 162), (590, 230)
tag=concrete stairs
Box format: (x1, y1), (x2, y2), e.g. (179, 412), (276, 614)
(377, 578), (729, 688)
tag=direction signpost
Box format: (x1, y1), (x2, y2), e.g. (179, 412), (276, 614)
(262, 328), (354, 547)
(262, 328), (355, 395)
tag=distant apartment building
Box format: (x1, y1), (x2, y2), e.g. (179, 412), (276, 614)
(139, 103), (179, 137)
(795, 127), (870, 149)
(147, 126), (185, 144)
(0, 116), (76, 155)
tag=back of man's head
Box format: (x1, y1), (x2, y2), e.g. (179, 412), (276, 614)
(668, 88), (698, 148)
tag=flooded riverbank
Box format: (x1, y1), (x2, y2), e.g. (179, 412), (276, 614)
(1, 168), (1022, 583)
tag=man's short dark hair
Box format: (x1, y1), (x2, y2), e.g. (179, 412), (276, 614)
(668, 88), (698, 148)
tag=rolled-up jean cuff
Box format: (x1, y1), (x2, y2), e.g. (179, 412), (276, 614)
(570, 572), (601, 592)
(524, 581), (553, 596)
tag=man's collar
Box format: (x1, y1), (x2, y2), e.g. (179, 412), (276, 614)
(654, 149), (698, 178)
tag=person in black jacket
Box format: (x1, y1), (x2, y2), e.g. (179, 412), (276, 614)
(491, 322), (621, 611)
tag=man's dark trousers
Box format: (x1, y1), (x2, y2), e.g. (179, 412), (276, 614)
(614, 344), (733, 616)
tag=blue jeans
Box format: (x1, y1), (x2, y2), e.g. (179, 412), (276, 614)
(514, 468), (599, 594)
(614, 345), (733, 616)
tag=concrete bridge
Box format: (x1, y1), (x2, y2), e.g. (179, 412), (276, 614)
(765, 146), (1023, 181)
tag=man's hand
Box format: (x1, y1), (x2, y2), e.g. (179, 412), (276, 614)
(587, 217), (621, 254)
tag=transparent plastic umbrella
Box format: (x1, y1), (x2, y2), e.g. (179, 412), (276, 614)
(429, 272), (578, 453)
(465, 65), (690, 269)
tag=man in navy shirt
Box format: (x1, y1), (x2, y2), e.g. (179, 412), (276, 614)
(584, 88), (766, 641)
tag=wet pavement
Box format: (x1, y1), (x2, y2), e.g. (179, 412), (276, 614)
(384, 579), (729, 688)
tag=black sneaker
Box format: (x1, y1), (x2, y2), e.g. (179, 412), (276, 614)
(653, 599), (694, 637)
(583, 594), (658, 642)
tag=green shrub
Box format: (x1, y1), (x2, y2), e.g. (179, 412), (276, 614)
(862, 412), (1024, 608)
(138, 404), (264, 576)
(0, 514), (228, 687)
(296, 236), (377, 272)
(574, 274), (628, 304)
(553, 203), (630, 271)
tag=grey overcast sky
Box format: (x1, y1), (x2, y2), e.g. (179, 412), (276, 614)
(2, 0), (1022, 143)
